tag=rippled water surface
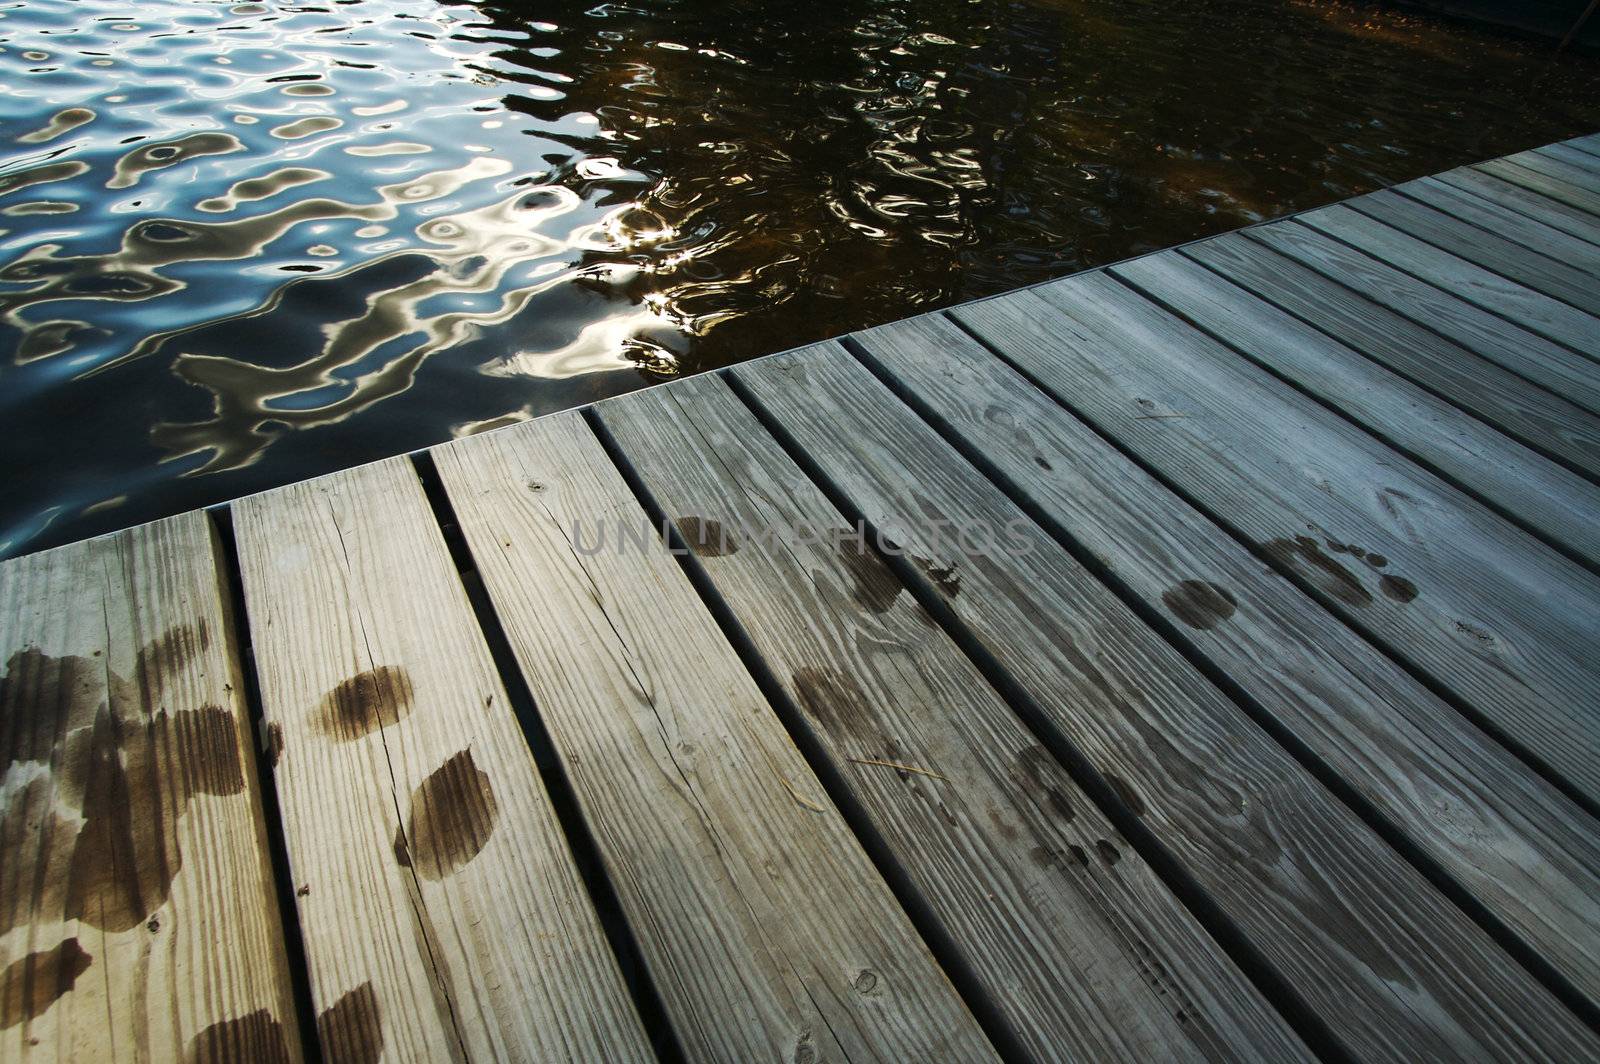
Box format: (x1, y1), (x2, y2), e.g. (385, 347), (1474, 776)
(3, 0), (1598, 556)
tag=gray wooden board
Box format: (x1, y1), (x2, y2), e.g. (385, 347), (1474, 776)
(594, 375), (1309, 1062)
(1296, 205), (1600, 360)
(1181, 231), (1600, 480)
(1516, 147), (1600, 195)
(235, 457), (651, 1063)
(1349, 188), (1600, 314)
(1533, 143), (1600, 188)
(1113, 249), (1600, 566)
(1398, 176), (1600, 275)
(953, 274), (1600, 809)
(0, 511), (302, 1063)
(733, 341), (1600, 1061)
(1433, 166), (1600, 247)
(1243, 220), (1600, 416)
(853, 309), (1600, 1010)
(433, 412), (996, 1063)
(1477, 158), (1600, 217)
(1568, 133), (1600, 158)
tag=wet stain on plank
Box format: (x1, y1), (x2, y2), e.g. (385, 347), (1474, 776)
(1105, 773), (1146, 816)
(187, 1009), (292, 1064)
(0, 627), (249, 934)
(912, 554), (962, 597)
(128, 622), (211, 708)
(317, 664), (413, 741)
(988, 808), (1019, 842)
(66, 705), (188, 931)
(0, 938), (91, 1029)
(1161, 580), (1237, 630)
(790, 666), (876, 741)
(317, 982), (384, 1064)
(1262, 536), (1373, 606)
(1379, 574), (1418, 603)
(0, 776), (78, 935)
(393, 824), (411, 868)
(404, 748), (499, 879)
(262, 721), (284, 769)
(174, 705), (246, 796)
(675, 516), (738, 556)
(1, 647), (105, 771)
(834, 538), (901, 614)
(1329, 541), (1390, 569)
(1016, 746), (1075, 821)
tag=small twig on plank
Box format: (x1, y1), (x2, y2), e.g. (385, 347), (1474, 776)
(848, 757), (948, 781)
(780, 776), (826, 812)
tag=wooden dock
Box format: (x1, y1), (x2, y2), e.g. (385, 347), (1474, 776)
(4, 132), (1600, 1061)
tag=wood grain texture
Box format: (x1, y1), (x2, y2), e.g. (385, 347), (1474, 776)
(1477, 158), (1600, 218)
(1531, 143), (1600, 189)
(954, 274), (1600, 809)
(1434, 166), (1600, 247)
(1398, 176), (1600, 276)
(1295, 205), (1600, 360)
(0, 512), (301, 1062)
(1114, 249), (1600, 566)
(854, 309), (1600, 1010)
(734, 341), (1600, 1061)
(595, 376), (1308, 1063)
(1349, 188), (1600, 315)
(432, 412), (994, 1063)
(234, 457), (650, 1063)
(1243, 219), (1600, 415)
(1182, 231), (1600, 479)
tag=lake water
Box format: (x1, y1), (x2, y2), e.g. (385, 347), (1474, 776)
(2, 0), (1598, 558)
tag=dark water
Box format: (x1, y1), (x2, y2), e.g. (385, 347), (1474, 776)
(2, 0), (1598, 558)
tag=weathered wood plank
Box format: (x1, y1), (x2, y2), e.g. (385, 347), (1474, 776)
(1399, 176), (1600, 277)
(1181, 231), (1600, 479)
(1547, 140), (1600, 165)
(595, 376), (1308, 1062)
(854, 310), (1600, 1010)
(1296, 205), (1600, 359)
(1516, 147), (1600, 194)
(234, 457), (651, 1063)
(1568, 133), (1600, 157)
(954, 275), (1600, 808)
(1182, 231), (1600, 479)
(1533, 143), (1600, 187)
(1114, 250), (1600, 565)
(0, 512), (301, 1062)
(734, 341), (1600, 1061)
(1350, 189), (1600, 314)
(433, 413), (995, 1063)
(1477, 158), (1600, 217)
(1434, 167), (1600, 247)
(1244, 220), (1600, 415)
